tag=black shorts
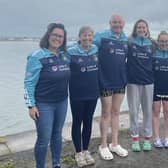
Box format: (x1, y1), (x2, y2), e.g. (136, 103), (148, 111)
(153, 93), (168, 101)
(100, 88), (125, 97)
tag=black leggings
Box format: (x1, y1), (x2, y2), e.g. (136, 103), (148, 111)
(70, 99), (97, 152)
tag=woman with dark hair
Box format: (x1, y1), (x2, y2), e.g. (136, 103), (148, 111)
(24, 23), (70, 168)
(127, 19), (155, 152)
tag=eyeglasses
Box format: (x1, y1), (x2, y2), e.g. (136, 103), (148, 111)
(50, 33), (64, 39)
(158, 40), (168, 43)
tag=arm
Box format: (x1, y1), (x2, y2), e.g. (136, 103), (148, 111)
(24, 55), (42, 120)
(24, 55), (42, 108)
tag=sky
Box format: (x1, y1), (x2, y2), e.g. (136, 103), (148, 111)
(0, 0), (167, 37)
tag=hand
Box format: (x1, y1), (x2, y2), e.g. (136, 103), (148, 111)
(29, 106), (39, 120)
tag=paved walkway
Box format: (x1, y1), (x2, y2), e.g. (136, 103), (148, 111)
(1, 112), (168, 168)
(0, 112), (130, 157)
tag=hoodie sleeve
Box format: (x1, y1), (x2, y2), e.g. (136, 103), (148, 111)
(93, 32), (102, 47)
(24, 54), (42, 107)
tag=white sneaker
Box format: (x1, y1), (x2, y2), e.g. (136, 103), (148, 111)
(109, 144), (128, 157)
(83, 150), (95, 165)
(75, 152), (87, 167)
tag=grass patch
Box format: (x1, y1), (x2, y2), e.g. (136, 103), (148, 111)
(62, 155), (76, 165)
(0, 162), (15, 168)
(119, 128), (129, 133)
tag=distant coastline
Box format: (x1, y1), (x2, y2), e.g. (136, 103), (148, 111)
(0, 37), (40, 41)
(0, 37), (77, 42)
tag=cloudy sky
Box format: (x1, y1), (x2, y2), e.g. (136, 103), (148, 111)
(0, 0), (167, 37)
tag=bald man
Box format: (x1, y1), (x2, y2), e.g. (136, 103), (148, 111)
(93, 14), (128, 160)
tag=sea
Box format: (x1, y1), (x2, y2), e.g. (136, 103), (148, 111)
(0, 26), (160, 136)
(0, 40), (129, 136)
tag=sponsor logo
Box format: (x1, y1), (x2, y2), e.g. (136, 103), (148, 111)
(160, 65), (168, 71)
(137, 53), (149, 59)
(59, 64), (70, 71)
(109, 48), (114, 54)
(52, 66), (58, 71)
(81, 67), (86, 72)
(87, 65), (98, 72)
(115, 49), (125, 55)
(80, 65), (98, 72)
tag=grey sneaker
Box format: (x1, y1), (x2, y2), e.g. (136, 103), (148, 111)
(75, 152), (87, 167)
(163, 138), (168, 148)
(83, 150), (95, 165)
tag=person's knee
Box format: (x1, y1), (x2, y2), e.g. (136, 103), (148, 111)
(101, 110), (111, 121)
(36, 136), (50, 147)
(72, 120), (82, 130)
(163, 110), (168, 119)
(152, 108), (160, 117)
(53, 127), (63, 137)
(111, 107), (120, 116)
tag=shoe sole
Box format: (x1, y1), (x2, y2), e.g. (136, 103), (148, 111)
(112, 151), (128, 157)
(143, 149), (152, 151)
(132, 149), (141, 152)
(109, 145), (128, 157)
(86, 161), (95, 166)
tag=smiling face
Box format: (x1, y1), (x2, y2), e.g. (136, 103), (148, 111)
(79, 29), (93, 50)
(158, 33), (168, 51)
(48, 28), (64, 50)
(110, 15), (124, 35)
(136, 21), (148, 37)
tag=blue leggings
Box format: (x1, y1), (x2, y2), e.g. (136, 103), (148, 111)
(70, 99), (97, 152)
(35, 99), (67, 168)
